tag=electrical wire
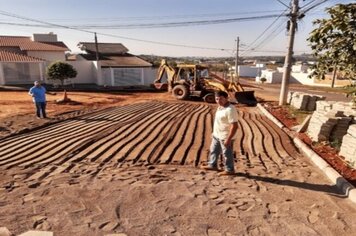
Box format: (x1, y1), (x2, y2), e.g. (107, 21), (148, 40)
(0, 10), (93, 34)
(0, 13), (284, 29)
(300, 0), (330, 14)
(275, 0), (290, 8)
(21, 10), (286, 23)
(240, 4), (290, 57)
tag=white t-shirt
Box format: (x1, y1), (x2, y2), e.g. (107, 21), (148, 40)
(213, 104), (238, 140)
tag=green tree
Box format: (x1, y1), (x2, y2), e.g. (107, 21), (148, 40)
(46, 61), (77, 88)
(307, 3), (356, 81)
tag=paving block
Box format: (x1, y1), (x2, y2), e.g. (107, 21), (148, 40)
(18, 231), (53, 236)
(0, 227), (12, 236)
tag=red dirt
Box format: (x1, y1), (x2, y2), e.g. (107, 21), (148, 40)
(1, 91), (356, 235)
(264, 102), (356, 186)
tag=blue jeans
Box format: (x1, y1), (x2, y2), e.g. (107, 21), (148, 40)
(208, 136), (235, 172)
(35, 102), (46, 118)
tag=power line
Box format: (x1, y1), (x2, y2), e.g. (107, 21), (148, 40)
(0, 9), (287, 53)
(10, 10), (286, 23)
(245, 21), (287, 55)
(0, 10), (234, 51)
(241, 8), (289, 56)
(300, 0), (319, 10)
(97, 31), (235, 52)
(0, 13), (284, 29)
(0, 10), (93, 34)
(300, 0), (330, 14)
(275, 0), (290, 8)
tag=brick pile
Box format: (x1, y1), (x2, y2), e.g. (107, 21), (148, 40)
(339, 124), (356, 168)
(306, 101), (355, 143)
(287, 91), (325, 111)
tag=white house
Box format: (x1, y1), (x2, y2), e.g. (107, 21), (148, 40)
(0, 33), (69, 85)
(0, 34), (155, 87)
(230, 63), (266, 78)
(76, 42), (154, 87)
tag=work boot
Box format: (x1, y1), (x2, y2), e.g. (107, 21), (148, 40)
(218, 171), (235, 176)
(200, 165), (219, 171)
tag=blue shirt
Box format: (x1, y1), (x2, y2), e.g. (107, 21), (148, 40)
(29, 86), (46, 103)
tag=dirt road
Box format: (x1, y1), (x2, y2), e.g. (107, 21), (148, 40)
(1, 100), (356, 235)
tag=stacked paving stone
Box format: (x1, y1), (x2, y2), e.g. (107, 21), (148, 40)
(307, 101), (355, 142)
(339, 124), (356, 168)
(287, 91), (325, 111)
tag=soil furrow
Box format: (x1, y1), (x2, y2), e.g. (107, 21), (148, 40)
(197, 107), (214, 166)
(157, 104), (201, 164)
(0, 105), (121, 145)
(259, 116), (294, 160)
(0, 103), (153, 158)
(121, 103), (189, 163)
(183, 106), (210, 166)
(239, 111), (264, 169)
(21, 103), (166, 181)
(1, 103), (163, 168)
(112, 103), (187, 163)
(171, 105), (209, 165)
(63, 102), (165, 163)
(195, 107), (213, 166)
(248, 113), (281, 172)
(254, 114), (286, 166)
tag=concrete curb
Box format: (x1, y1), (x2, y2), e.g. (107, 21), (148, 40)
(257, 104), (284, 129)
(257, 103), (356, 204)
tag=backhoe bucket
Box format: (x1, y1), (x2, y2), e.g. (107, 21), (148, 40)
(235, 91), (257, 106)
(154, 83), (168, 91)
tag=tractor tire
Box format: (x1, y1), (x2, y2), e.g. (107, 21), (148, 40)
(172, 85), (189, 100)
(203, 93), (215, 103)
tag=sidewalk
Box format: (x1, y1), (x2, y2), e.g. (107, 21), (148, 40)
(257, 103), (356, 204)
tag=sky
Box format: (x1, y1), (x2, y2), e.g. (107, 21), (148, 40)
(0, 0), (353, 57)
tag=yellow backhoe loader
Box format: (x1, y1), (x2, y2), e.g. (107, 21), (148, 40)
(153, 59), (257, 106)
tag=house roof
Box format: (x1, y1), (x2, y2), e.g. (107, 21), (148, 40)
(38, 41), (70, 51)
(0, 50), (44, 62)
(80, 53), (152, 67)
(78, 42), (129, 54)
(0, 36), (68, 51)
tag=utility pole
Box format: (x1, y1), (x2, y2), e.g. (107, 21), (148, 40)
(279, 0), (299, 105)
(235, 36), (239, 83)
(94, 32), (99, 61)
(331, 65), (337, 88)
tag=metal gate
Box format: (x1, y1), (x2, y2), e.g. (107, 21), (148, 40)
(113, 68), (142, 86)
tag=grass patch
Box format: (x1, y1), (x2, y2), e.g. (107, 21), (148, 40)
(330, 138), (342, 152)
(307, 85), (354, 94)
(285, 105), (313, 124)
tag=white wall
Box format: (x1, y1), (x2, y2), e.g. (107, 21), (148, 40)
(28, 51), (65, 61)
(257, 70), (283, 84)
(33, 33), (58, 42)
(68, 61), (97, 84)
(43, 61), (97, 86)
(238, 65), (260, 77)
(292, 64), (308, 73)
(143, 68), (157, 86)
(291, 72), (314, 85)
(0, 63), (5, 85)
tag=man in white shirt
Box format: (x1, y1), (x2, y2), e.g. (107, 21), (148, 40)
(202, 91), (238, 175)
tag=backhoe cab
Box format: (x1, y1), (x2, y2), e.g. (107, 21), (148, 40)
(153, 59), (257, 106)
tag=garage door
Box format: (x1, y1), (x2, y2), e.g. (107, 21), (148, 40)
(113, 68), (142, 86)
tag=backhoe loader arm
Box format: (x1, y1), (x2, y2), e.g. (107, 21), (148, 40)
(154, 59), (176, 84)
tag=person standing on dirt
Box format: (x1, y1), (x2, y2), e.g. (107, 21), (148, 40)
(202, 91), (238, 175)
(29, 81), (47, 119)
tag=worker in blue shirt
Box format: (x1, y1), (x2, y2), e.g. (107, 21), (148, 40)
(29, 81), (47, 119)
